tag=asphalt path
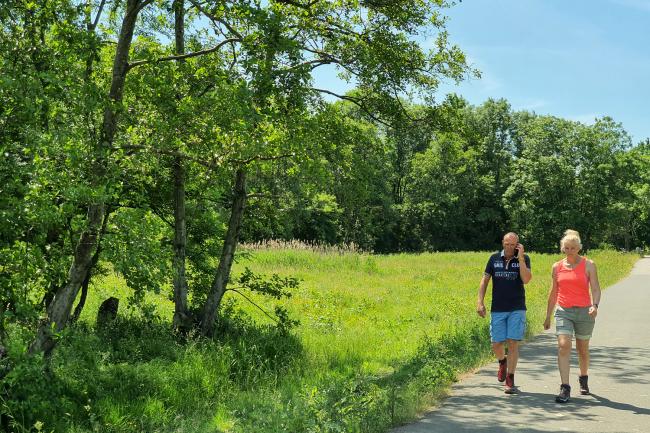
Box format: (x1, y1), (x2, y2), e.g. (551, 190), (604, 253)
(392, 257), (650, 433)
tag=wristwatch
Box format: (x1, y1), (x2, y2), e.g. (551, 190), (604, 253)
(592, 303), (599, 308)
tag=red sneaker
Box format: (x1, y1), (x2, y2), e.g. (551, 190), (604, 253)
(497, 357), (507, 382)
(504, 373), (518, 394)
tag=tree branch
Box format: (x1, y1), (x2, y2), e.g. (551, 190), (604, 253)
(225, 288), (279, 324)
(310, 18), (366, 38)
(136, 0), (155, 13)
(246, 192), (281, 200)
(111, 145), (226, 170)
(309, 87), (392, 128)
(300, 46), (361, 78)
(127, 38), (241, 70)
(276, 59), (331, 75)
(188, 0), (243, 40)
(391, 87), (427, 123)
(230, 153), (296, 165)
(150, 204), (174, 228)
(112, 145), (295, 169)
(90, 0), (107, 31)
(271, 0), (319, 10)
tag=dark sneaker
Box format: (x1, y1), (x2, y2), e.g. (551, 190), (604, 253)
(579, 375), (590, 395)
(556, 384), (571, 403)
(504, 373), (518, 394)
(497, 357), (507, 382)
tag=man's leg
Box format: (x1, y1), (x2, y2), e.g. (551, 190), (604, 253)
(492, 341), (506, 360)
(503, 310), (525, 393)
(506, 339), (519, 374)
(492, 341), (507, 383)
(490, 312), (508, 382)
(504, 310), (526, 374)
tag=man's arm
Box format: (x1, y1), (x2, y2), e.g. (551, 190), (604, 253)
(517, 243), (532, 284)
(477, 273), (491, 318)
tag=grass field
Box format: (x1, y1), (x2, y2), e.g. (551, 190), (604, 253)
(7, 248), (638, 432)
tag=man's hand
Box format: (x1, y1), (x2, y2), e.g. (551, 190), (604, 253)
(517, 243), (526, 258)
(477, 303), (486, 318)
(588, 305), (598, 318)
(543, 317), (551, 330)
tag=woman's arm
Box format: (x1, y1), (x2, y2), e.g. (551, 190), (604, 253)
(587, 259), (601, 317)
(544, 263), (559, 329)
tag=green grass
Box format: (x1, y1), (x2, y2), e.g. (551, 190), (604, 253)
(233, 249), (633, 372)
(1, 249), (638, 432)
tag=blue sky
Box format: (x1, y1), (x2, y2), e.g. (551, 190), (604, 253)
(437, 0), (650, 143)
(315, 0), (650, 143)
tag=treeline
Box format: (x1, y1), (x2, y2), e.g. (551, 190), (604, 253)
(242, 96), (650, 253)
(1, 0), (478, 355)
(1, 0), (648, 359)
(1, 1), (649, 430)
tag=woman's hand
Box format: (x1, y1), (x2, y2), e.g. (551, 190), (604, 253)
(543, 317), (551, 330)
(588, 305), (598, 318)
(477, 303), (486, 318)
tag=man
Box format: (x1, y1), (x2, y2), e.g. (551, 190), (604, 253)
(477, 232), (532, 394)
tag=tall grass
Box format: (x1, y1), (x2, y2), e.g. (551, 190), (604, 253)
(1, 249), (638, 432)
(236, 249), (631, 372)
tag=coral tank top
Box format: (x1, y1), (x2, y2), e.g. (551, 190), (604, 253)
(556, 258), (591, 308)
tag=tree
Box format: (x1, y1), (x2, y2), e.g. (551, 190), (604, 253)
(29, 0), (152, 355)
(502, 115), (584, 251)
(5, 0), (477, 349)
(164, 0), (476, 334)
(503, 115), (633, 251)
(402, 131), (477, 250)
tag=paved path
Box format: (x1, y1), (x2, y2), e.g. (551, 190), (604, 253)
(392, 257), (650, 433)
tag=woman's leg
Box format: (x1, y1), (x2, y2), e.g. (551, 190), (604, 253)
(576, 338), (590, 376)
(557, 334), (572, 384)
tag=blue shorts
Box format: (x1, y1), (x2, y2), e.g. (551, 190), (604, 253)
(490, 310), (526, 342)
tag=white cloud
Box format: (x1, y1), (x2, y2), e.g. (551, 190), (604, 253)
(517, 99), (549, 111)
(567, 113), (600, 125)
(610, 0), (650, 12)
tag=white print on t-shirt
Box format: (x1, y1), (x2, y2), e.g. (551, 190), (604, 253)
(494, 271), (519, 280)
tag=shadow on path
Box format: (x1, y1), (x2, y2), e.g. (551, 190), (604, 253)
(589, 393), (650, 416)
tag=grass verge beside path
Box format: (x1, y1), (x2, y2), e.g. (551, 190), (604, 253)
(2, 250), (637, 432)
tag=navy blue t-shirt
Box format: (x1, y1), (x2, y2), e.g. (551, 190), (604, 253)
(484, 251), (530, 312)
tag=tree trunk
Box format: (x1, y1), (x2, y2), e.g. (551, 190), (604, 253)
(174, 0), (185, 56)
(71, 272), (90, 324)
(200, 169), (247, 336)
(71, 207), (111, 324)
(171, 0), (191, 331)
(172, 155), (190, 330)
(29, 0), (143, 355)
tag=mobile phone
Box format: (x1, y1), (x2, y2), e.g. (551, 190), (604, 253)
(514, 248), (520, 257)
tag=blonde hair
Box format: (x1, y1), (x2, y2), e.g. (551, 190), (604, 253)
(560, 229), (582, 252)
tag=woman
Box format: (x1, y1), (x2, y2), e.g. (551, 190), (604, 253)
(543, 229), (601, 403)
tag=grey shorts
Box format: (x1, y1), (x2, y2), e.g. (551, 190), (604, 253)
(555, 306), (595, 340)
